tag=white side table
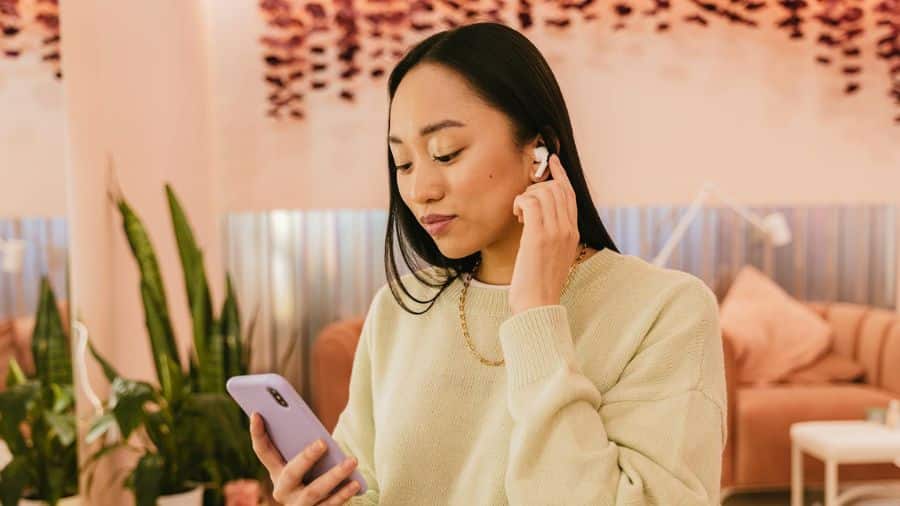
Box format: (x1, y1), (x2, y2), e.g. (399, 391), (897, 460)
(791, 421), (900, 506)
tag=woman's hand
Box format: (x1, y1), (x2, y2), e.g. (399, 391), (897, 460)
(250, 412), (362, 505)
(509, 153), (581, 315)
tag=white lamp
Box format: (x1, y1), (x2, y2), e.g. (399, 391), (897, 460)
(0, 237), (26, 273)
(652, 183), (792, 267)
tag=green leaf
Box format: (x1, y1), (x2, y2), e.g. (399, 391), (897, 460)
(166, 184), (212, 328)
(6, 357), (26, 388)
(157, 353), (185, 406)
(30, 277), (73, 387)
(0, 455), (30, 506)
(181, 393), (255, 482)
(0, 382), (38, 453)
(167, 184), (215, 394)
(44, 411), (76, 447)
(132, 453), (164, 506)
(143, 409), (177, 470)
(50, 384), (74, 413)
(86, 412), (116, 445)
(140, 279), (183, 402)
(109, 378), (154, 440)
(221, 274), (244, 378)
(31, 277), (51, 382)
(200, 325), (225, 395)
(87, 340), (119, 383)
(189, 264), (217, 393)
(117, 198), (182, 368)
(118, 199), (171, 324)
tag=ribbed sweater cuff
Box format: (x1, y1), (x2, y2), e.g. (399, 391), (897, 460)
(499, 305), (575, 389)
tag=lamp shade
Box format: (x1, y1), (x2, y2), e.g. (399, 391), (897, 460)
(762, 212), (792, 247)
(1, 239), (26, 273)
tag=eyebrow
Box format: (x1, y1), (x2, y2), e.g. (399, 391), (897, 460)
(388, 119), (466, 144)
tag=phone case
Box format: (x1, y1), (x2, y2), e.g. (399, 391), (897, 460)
(226, 373), (368, 495)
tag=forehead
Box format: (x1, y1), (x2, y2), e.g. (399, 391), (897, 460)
(388, 63), (487, 138)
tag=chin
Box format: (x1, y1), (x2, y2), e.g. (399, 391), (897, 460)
(433, 239), (479, 261)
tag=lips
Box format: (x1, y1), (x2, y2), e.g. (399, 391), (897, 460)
(421, 214), (456, 224)
(421, 215), (456, 236)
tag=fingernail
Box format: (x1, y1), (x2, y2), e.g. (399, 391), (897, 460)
(316, 439), (325, 450)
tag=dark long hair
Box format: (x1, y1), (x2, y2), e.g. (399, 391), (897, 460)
(384, 22), (619, 315)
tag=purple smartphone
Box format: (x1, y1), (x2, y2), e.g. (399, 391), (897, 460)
(226, 373), (368, 495)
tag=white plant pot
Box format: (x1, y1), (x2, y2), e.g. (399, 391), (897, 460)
(19, 495), (82, 506)
(156, 486), (204, 506)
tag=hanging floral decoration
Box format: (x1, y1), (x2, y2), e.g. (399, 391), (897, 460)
(259, 0), (899, 124)
(0, 0), (61, 80)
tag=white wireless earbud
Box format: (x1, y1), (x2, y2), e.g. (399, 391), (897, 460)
(533, 146), (549, 179)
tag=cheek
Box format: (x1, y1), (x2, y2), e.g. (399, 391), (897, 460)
(459, 171), (520, 222)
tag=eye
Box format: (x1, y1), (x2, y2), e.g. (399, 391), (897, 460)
(433, 148), (464, 164)
(395, 162), (412, 172)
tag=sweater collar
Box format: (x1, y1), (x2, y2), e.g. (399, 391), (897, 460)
(441, 247), (623, 318)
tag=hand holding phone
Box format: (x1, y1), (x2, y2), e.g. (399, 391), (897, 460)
(249, 412), (361, 505)
(226, 373), (368, 505)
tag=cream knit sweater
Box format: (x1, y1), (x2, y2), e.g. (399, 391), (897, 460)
(332, 247), (726, 505)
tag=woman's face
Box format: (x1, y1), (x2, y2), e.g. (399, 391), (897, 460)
(388, 63), (537, 260)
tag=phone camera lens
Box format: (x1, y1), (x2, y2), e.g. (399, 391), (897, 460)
(268, 387), (288, 407)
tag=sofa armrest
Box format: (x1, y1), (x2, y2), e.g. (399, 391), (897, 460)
(721, 329), (739, 488)
(310, 317), (365, 433)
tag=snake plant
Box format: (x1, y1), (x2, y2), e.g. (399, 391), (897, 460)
(83, 184), (264, 506)
(0, 277), (78, 506)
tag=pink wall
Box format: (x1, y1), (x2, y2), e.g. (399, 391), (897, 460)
(0, 7), (66, 219)
(205, 2), (899, 212)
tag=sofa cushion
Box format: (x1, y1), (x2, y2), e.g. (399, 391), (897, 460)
(735, 385), (900, 487)
(822, 303), (869, 360)
(719, 265), (831, 385)
(856, 309), (899, 387)
(780, 352), (865, 385)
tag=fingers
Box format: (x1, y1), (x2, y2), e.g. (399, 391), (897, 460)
(273, 437), (330, 502)
(527, 188), (559, 232)
(250, 413), (285, 478)
(547, 153), (571, 186)
(547, 181), (576, 230)
(549, 156), (577, 219)
(518, 183), (569, 233)
(302, 457), (360, 504)
(320, 479), (363, 505)
(514, 194), (542, 230)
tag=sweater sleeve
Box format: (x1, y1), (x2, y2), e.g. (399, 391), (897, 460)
(331, 307), (380, 505)
(498, 277), (726, 506)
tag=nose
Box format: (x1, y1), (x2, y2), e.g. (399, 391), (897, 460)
(409, 165), (445, 205)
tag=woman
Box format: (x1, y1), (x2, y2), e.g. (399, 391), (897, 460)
(250, 22), (726, 506)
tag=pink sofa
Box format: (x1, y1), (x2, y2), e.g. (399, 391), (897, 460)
(722, 301), (900, 494)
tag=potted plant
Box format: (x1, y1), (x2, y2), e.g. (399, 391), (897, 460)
(81, 184), (265, 506)
(0, 278), (80, 506)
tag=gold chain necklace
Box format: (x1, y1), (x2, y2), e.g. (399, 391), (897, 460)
(458, 243), (588, 367)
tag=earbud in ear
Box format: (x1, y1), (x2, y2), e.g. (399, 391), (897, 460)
(533, 146), (550, 179)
